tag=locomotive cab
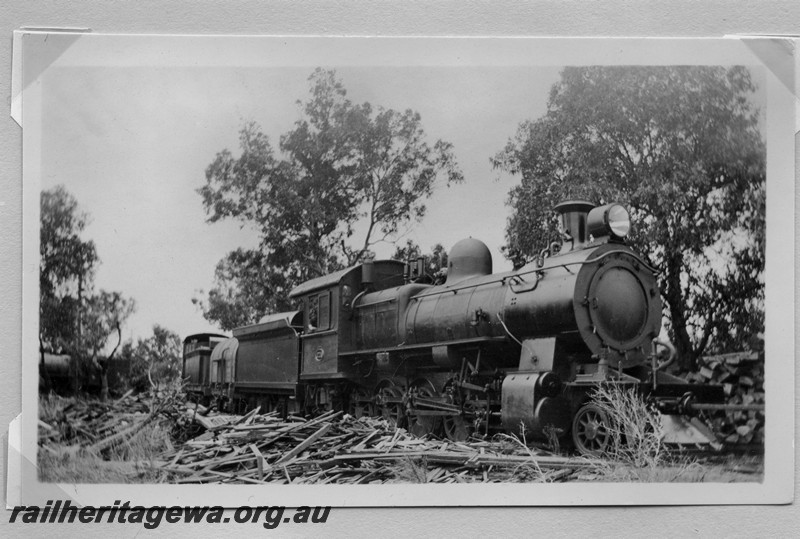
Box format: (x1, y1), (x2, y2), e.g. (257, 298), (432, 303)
(288, 261), (406, 381)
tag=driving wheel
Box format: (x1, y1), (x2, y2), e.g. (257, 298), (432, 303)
(378, 385), (405, 427)
(407, 380), (440, 437)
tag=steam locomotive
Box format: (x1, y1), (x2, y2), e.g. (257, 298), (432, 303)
(183, 201), (724, 456)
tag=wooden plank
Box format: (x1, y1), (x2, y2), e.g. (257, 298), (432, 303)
(228, 406), (260, 427)
(323, 450), (593, 469)
(350, 430), (381, 452)
(194, 414), (240, 429)
(547, 468), (574, 482)
(87, 414), (154, 453)
(192, 469), (272, 485)
(274, 423), (332, 466)
(382, 430), (402, 453)
(169, 449), (185, 467)
(250, 444), (265, 480)
(231, 422), (288, 431)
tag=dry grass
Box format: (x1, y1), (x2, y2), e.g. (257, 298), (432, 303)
(39, 393), (85, 443)
(492, 427), (553, 483)
(579, 383), (701, 482)
(391, 457), (431, 483)
(580, 455), (707, 483)
(590, 383), (667, 468)
(104, 420), (174, 461)
(38, 447), (169, 483)
(39, 392), (64, 422)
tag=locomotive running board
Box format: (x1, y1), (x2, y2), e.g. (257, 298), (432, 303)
(659, 414), (723, 450)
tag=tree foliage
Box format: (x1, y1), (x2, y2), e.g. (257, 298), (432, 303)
(120, 325), (184, 392)
(84, 290), (135, 399)
(198, 68), (463, 329)
(192, 248), (295, 331)
(40, 186), (98, 353)
(40, 186), (136, 391)
(82, 291), (136, 361)
(493, 66), (765, 368)
(392, 240), (449, 284)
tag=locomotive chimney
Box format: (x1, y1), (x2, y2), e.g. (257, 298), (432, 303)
(553, 200), (595, 252)
(415, 256), (425, 280)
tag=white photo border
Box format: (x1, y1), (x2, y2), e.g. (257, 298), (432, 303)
(16, 33), (795, 507)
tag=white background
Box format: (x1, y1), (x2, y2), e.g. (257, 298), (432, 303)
(1, 1), (798, 537)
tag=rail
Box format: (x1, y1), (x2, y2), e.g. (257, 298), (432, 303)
(687, 403), (765, 412)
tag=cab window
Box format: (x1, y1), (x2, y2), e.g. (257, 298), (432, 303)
(307, 291), (331, 331)
(308, 295), (319, 329)
(318, 291), (330, 329)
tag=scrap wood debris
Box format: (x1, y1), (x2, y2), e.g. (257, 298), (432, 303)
(39, 390), (589, 484)
(682, 349), (765, 446)
(157, 410), (592, 485)
(38, 387), (191, 455)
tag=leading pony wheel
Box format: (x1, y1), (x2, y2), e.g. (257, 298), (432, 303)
(572, 403), (612, 457)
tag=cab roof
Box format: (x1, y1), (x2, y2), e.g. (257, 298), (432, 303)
(232, 310), (303, 338)
(182, 332), (227, 344)
(288, 260), (404, 298)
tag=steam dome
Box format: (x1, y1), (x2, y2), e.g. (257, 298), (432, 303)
(446, 238), (492, 284)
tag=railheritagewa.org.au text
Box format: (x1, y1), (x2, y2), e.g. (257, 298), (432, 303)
(9, 500), (331, 529)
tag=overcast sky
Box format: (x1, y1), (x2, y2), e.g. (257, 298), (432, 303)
(40, 61), (563, 342)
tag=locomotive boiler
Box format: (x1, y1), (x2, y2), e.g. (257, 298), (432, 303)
(184, 200), (724, 456)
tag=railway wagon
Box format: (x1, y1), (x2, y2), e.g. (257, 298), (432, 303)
(182, 333), (227, 399)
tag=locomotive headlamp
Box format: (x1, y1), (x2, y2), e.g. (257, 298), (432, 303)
(587, 203), (631, 239)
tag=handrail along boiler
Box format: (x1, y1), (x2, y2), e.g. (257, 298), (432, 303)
(183, 200), (725, 456)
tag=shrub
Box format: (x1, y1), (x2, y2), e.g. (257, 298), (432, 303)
(589, 383), (667, 469)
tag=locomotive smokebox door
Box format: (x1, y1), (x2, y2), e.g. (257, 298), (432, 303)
(572, 245), (662, 369)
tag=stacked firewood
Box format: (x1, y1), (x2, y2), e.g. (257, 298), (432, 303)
(159, 409), (590, 484)
(683, 351), (765, 445)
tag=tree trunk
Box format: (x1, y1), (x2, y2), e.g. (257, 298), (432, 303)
(99, 363), (109, 402)
(100, 323), (123, 402)
(671, 317), (696, 372)
(663, 251), (697, 372)
(75, 274), (84, 394)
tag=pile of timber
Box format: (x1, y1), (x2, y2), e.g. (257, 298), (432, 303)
(38, 388), (186, 455)
(159, 410), (592, 484)
(684, 350), (765, 445)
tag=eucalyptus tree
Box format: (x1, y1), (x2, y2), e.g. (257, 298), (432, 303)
(494, 66), (765, 369)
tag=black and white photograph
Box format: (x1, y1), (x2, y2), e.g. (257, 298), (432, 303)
(9, 32), (794, 512)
